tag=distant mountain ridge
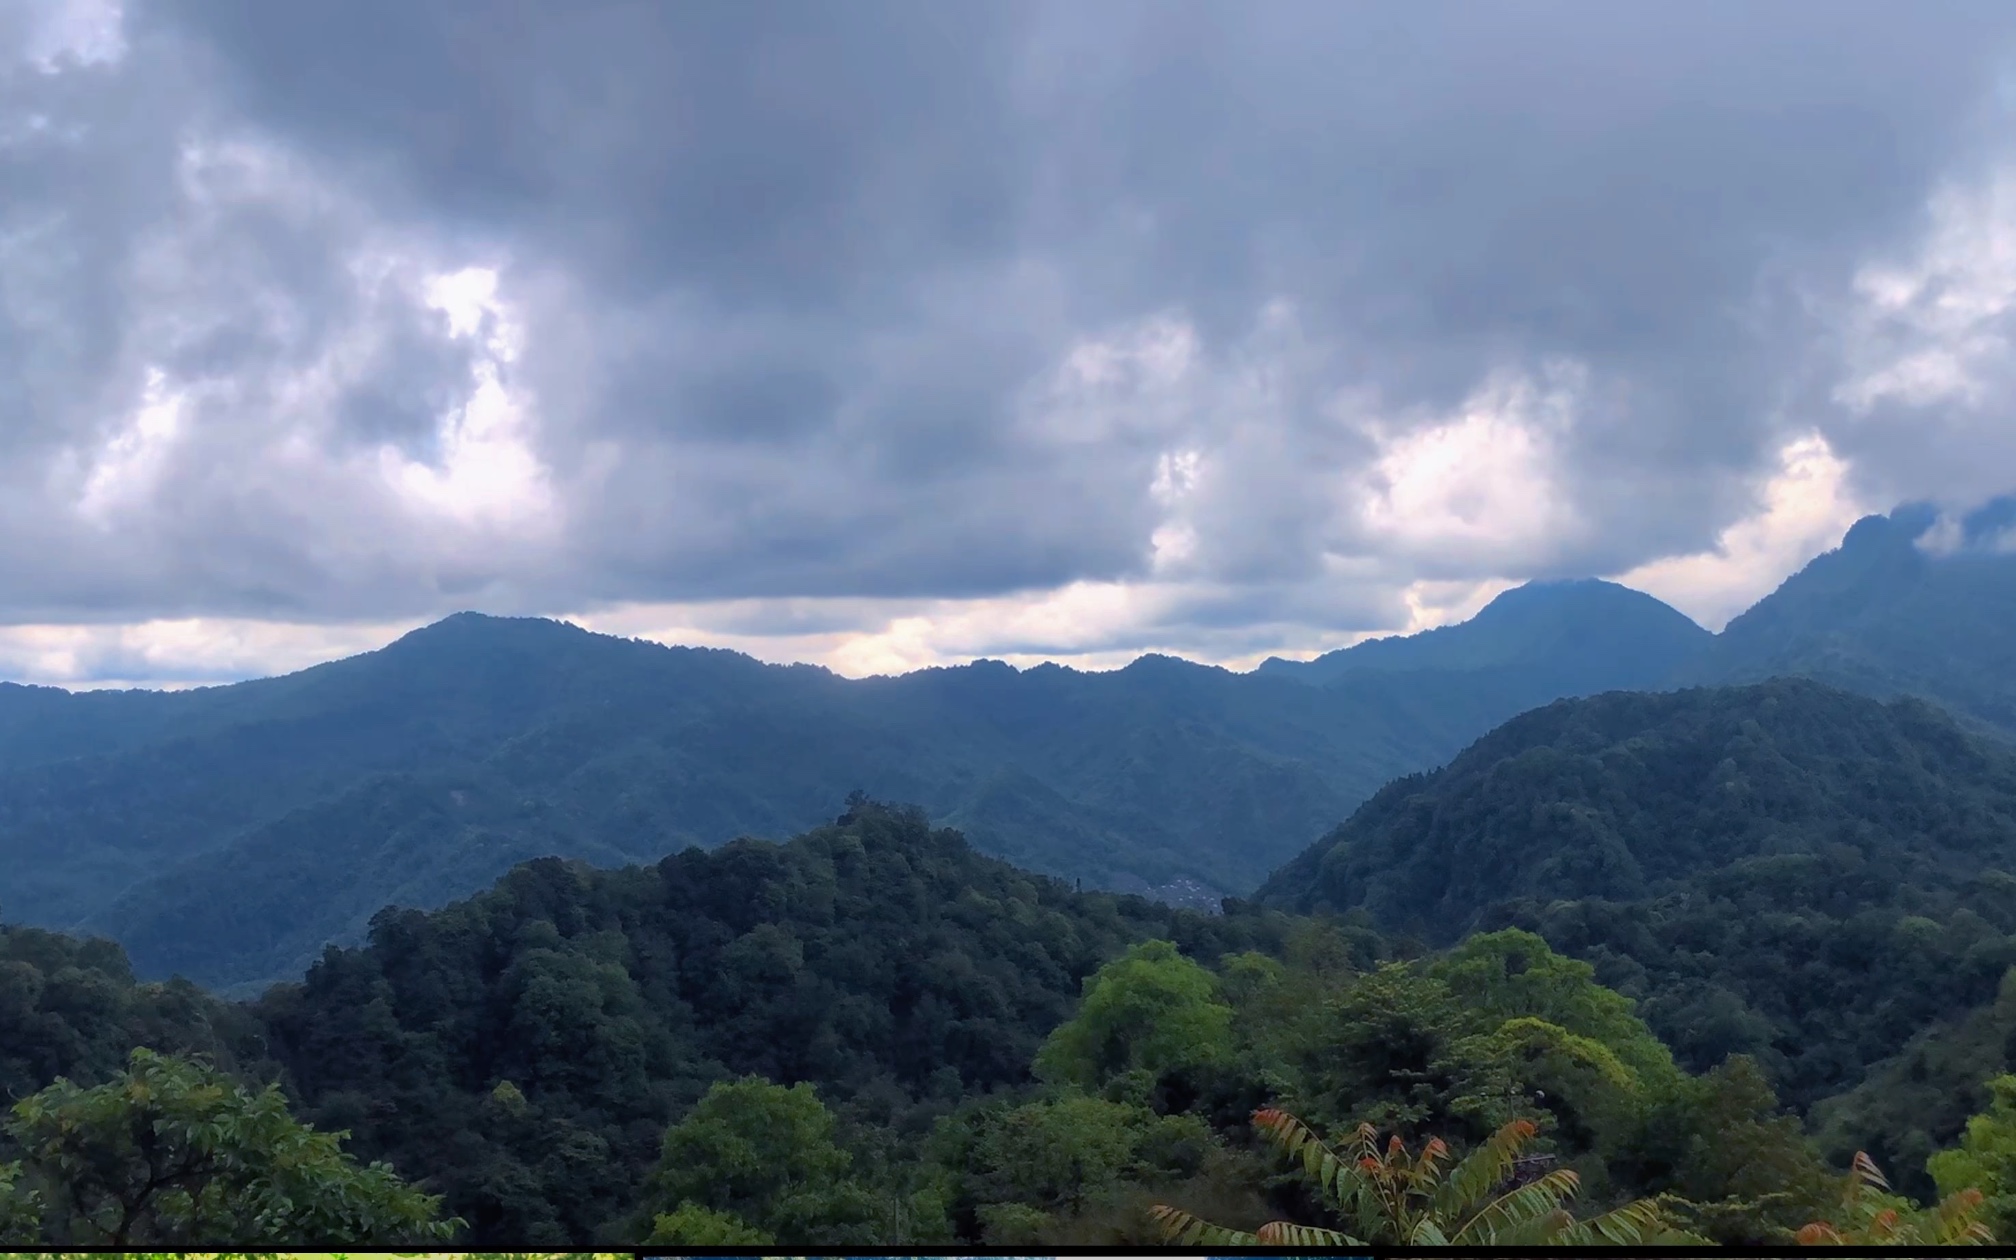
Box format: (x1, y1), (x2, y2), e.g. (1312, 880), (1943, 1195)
(1257, 578), (1712, 690)
(7, 498), (2016, 992)
(0, 610), (1665, 991)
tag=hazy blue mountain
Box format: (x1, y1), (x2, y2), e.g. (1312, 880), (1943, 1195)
(0, 611), (1652, 991)
(1686, 498), (2016, 735)
(16, 495), (2016, 995)
(1257, 578), (1712, 691)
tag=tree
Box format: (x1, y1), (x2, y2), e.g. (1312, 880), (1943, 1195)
(1033, 940), (1235, 1094)
(931, 1090), (1217, 1241)
(646, 1201), (777, 1245)
(0, 1048), (455, 1246)
(1797, 1150), (1993, 1245)
(1277, 963), (1518, 1141)
(1929, 1073), (2016, 1237)
(1616, 1054), (1836, 1244)
(1151, 1109), (1687, 1246)
(639, 1075), (896, 1245)
(1428, 929), (1679, 1089)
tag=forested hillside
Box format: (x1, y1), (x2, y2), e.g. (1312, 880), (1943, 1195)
(0, 601), (1695, 992)
(7, 800), (2014, 1247)
(249, 798), (1293, 1242)
(1258, 678), (2016, 1196)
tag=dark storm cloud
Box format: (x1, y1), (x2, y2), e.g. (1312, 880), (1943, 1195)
(5, 0), (2016, 641)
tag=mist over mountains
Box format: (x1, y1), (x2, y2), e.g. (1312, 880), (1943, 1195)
(1, 501), (2011, 993)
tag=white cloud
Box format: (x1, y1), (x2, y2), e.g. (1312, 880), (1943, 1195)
(1827, 163), (2016, 507)
(0, 614), (426, 687)
(1354, 362), (1588, 569)
(15, 0), (125, 71)
(1610, 431), (1868, 630)
(75, 366), (183, 523)
(1834, 170), (2016, 414)
(385, 265), (555, 529)
(1023, 311), (1200, 450)
(1915, 511), (1967, 556)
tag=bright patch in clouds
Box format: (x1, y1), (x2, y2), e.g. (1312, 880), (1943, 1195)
(1611, 432), (1868, 630)
(76, 367), (183, 523)
(20, 0), (125, 70)
(1357, 363), (1586, 567)
(0, 615), (426, 689)
(1029, 312), (1199, 447)
(385, 266), (554, 529)
(1837, 167), (2016, 414)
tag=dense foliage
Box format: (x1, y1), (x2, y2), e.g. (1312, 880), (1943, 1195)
(1260, 679), (2016, 1176)
(1264, 678), (2016, 930)
(2, 798), (2015, 1246)
(249, 800), (1291, 1244)
(0, 921), (261, 1107)
(0, 1049), (453, 1246)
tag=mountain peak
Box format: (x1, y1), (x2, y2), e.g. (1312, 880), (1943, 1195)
(1257, 578), (1706, 691)
(1695, 500), (2016, 733)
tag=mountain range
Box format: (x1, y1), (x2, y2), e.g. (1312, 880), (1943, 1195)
(1, 499), (2011, 992)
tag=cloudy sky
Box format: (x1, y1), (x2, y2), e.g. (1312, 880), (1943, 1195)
(4, 0), (2016, 687)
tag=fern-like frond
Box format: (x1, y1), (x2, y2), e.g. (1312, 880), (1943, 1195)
(1868, 1207), (1905, 1242)
(1417, 1134), (1450, 1178)
(1251, 1107), (1358, 1211)
(1433, 1116), (1538, 1219)
(1926, 1188), (1994, 1245)
(1343, 1119), (1383, 1165)
(1255, 1219), (1364, 1247)
(1147, 1203), (1261, 1247)
(1488, 1205), (1578, 1247)
(1558, 1197), (1671, 1246)
(1449, 1167), (1581, 1243)
(1848, 1150), (1889, 1193)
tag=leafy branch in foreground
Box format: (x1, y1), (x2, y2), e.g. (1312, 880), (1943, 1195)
(0, 1048), (459, 1246)
(1151, 1108), (1690, 1246)
(1796, 1150), (1993, 1246)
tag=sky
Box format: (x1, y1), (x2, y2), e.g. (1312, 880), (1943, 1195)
(4, 0), (2016, 688)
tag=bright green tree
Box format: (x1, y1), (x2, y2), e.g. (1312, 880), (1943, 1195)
(941, 1090), (1216, 1238)
(1929, 1073), (2016, 1238)
(0, 1047), (456, 1246)
(1429, 929), (1679, 1088)
(1034, 940), (1235, 1093)
(647, 1200), (777, 1245)
(640, 1074), (894, 1245)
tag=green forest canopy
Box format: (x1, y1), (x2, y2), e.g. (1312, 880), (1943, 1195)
(7, 792), (2016, 1245)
